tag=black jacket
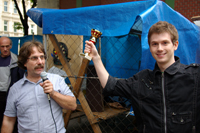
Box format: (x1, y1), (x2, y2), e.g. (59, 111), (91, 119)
(7, 53), (25, 94)
(104, 56), (200, 133)
(8, 66), (25, 91)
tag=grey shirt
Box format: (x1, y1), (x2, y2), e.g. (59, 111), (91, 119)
(0, 52), (18, 91)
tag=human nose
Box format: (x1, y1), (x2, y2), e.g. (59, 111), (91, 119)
(37, 57), (43, 63)
(3, 46), (8, 51)
(157, 44), (163, 51)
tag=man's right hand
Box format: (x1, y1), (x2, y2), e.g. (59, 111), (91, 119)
(84, 40), (109, 88)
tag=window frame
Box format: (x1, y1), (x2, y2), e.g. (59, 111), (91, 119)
(31, 25), (34, 34)
(4, 20), (8, 32)
(4, 1), (8, 12)
(13, 3), (17, 14)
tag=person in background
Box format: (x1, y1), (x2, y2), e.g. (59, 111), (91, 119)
(1, 41), (77, 133)
(83, 21), (200, 133)
(0, 37), (25, 133)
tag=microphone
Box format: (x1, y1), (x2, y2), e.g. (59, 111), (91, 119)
(40, 71), (50, 100)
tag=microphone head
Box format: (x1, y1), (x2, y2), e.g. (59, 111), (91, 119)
(40, 71), (48, 80)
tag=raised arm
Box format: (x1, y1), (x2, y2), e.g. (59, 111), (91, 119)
(1, 115), (16, 133)
(84, 40), (109, 88)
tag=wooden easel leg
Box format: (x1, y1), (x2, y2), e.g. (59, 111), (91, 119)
(78, 92), (102, 132)
(64, 92), (102, 133)
(49, 34), (102, 133)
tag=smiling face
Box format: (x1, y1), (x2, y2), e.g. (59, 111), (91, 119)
(24, 46), (45, 79)
(149, 32), (178, 71)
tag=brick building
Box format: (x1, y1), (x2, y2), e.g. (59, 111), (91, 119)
(59, 0), (200, 23)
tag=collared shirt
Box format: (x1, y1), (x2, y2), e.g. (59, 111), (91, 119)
(5, 72), (74, 133)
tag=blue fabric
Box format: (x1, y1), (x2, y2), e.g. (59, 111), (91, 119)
(27, 0), (200, 72)
(136, 1), (200, 70)
(0, 35), (43, 55)
(101, 35), (141, 78)
(129, 106), (135, 116)
(27, 0), (155, 36)
(83, 35), (141, 78)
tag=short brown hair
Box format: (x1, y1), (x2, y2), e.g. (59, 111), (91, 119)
(18, 41), (46, 70)
(148, 21), (178, 45)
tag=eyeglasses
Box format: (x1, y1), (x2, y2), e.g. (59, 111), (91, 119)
(28, 55), (46, 61)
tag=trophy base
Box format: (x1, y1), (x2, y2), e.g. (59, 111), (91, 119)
(79, 53), (92, 61)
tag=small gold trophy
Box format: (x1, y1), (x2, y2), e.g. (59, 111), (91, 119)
(79, 29), (102, 61)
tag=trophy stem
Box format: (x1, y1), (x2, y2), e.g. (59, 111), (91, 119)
(79, 29), (102, 61)
(79, 52), (92, 61)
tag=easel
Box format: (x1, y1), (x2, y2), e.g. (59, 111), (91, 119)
(48, 34), (129, 133)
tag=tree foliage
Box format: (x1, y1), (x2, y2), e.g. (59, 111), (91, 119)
(13, 22), (23, 30)
(13, 0), (37, 36)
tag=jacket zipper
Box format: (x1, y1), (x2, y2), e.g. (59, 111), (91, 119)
(193, 126), (195, 133)
(162, 72), (167, 133)
(143, 124), (145, 133)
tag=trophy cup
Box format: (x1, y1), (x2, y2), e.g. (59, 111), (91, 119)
(79, 29), (102, 61)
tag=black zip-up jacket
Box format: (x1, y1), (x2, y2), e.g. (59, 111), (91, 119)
(103, 56), (200, 133)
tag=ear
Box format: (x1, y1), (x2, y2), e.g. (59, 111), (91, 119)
(174, 41), (179, 51)
(24, 62), (27, 68)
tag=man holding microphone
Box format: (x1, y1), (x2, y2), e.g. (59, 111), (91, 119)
(1, 41), (77, 133)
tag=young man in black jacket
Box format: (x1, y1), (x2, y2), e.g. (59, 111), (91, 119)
(84, 21), (200, 133)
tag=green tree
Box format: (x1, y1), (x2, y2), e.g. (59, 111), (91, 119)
(13, 0), (37, 36)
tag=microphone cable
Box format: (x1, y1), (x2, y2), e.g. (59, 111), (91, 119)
(40, 71), (58, 133)
(48, 97), (58, 133)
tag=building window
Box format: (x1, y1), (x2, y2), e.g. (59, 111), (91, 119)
(4, 1), (8, 12)
(31, 25), (34, 34)
(14, 4), (17, 14)
(14, 22), (17, 32)
(4, 21), (8, 31)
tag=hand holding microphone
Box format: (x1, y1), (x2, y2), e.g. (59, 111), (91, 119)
(40, 71), (54, 100)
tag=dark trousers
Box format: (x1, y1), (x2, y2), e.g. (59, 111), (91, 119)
(0, 92), (18, 133)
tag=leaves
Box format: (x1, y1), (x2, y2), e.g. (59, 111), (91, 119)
(14, 22), (23, 30)
(12, 0), (37, 35)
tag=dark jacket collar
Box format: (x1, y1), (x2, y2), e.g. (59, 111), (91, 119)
(153, 56), (180, 75)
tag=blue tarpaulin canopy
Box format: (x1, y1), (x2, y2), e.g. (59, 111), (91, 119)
(27, 0), (200, 73)
(0, 35), (43, 55)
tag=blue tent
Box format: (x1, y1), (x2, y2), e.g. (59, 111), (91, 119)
(27, 0), (200, 77)
(0, 35), (43, 55)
